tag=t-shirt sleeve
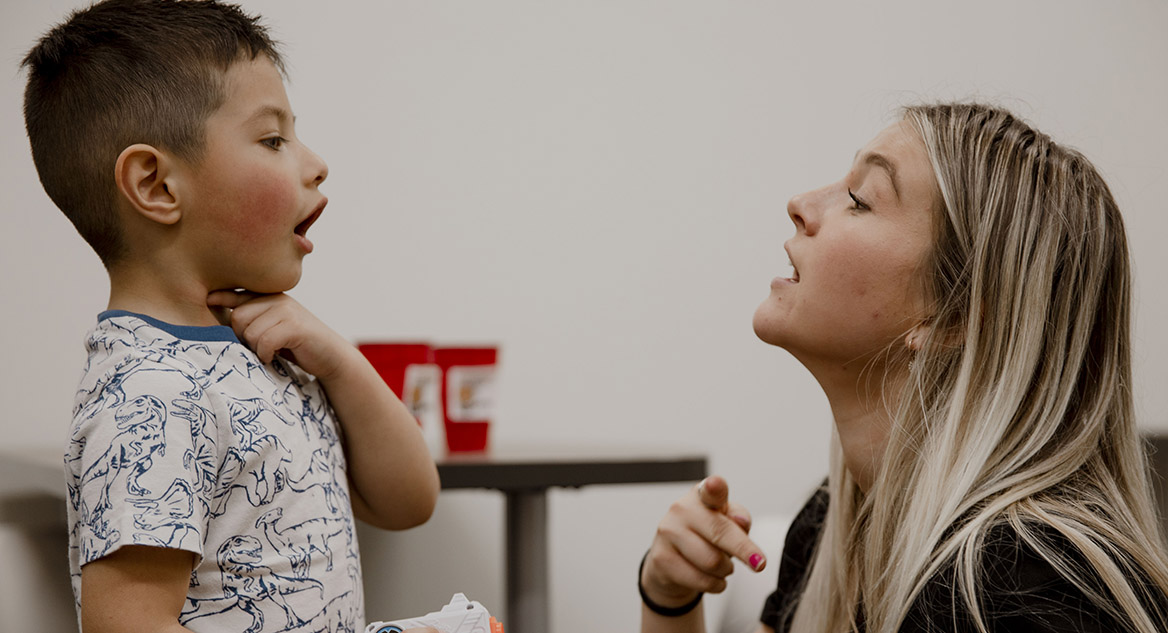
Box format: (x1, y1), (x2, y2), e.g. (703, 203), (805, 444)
(71, 353), (219, 567)
(760, 483), (830, 632)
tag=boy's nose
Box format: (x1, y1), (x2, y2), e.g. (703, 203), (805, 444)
(304, 145), (328, 186)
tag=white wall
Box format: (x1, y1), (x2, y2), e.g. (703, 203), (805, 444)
(2, 1), (1166, 631)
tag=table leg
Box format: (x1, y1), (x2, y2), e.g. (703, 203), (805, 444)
(505, 489), (548, 633)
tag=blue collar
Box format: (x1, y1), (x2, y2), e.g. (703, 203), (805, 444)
(98, 310), (240, 343)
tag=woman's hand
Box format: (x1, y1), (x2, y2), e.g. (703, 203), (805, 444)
(640, 476), (767, 608)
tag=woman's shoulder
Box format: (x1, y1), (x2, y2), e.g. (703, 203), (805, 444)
(759, 482), (829, 632)
(777, 482), (830, 582)
(977, 522), (1113, 629)
(909, 520), (1163, 633)
(786, 482), (830, 545)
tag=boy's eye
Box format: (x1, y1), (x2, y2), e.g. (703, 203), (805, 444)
(261, 136), (287, 150)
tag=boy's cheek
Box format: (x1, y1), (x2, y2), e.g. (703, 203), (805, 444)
(222, 176), (297, 239)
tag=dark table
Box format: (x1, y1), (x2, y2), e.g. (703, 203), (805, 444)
(436, 445), (708, 633)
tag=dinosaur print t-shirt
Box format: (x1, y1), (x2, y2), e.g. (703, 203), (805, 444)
(66, 311), (363, 632)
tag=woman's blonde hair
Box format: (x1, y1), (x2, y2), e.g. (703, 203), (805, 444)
(789, 103), (1168, 633)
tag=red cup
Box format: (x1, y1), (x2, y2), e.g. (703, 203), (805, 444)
(434, 346), (497, 452)
(357, 343), (435, 426)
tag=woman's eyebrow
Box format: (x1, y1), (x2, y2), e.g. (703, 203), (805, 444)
(854, 151), (901, 201)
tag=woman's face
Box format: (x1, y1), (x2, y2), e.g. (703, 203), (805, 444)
(753, 121), (939, 371)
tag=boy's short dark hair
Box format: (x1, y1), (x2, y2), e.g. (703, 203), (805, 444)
(22, 0), (283, 266)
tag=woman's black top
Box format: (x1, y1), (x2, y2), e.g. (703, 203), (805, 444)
(759, 486), (1164, 632)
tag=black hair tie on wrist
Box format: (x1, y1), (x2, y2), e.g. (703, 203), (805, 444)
(638, 551), (704, 617)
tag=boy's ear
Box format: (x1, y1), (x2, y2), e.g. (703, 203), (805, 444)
(114, 144), (182, 225)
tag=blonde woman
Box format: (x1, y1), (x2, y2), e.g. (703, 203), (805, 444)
(638, 103), (1168, 633)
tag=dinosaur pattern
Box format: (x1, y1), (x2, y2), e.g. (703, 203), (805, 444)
(66, 311), (363, 632)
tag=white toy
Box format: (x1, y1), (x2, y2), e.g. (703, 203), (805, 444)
(366, 593), (502, 633)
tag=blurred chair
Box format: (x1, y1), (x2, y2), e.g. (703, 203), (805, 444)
(0, 494), (76, 633)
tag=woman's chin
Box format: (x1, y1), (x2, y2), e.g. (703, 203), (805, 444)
(752, 301), (787, 346)
(752, 320), (787, 350)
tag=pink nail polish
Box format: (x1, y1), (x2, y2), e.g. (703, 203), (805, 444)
(749, 553), (764, 570)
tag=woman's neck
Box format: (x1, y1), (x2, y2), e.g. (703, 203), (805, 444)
(807, 357), (900, 492)
(831, 401), (891, 492)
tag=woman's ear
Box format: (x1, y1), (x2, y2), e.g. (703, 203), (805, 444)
(904, 317), (964, 352)
(904, 322), (930, 352)
(114, 144), (182, 225)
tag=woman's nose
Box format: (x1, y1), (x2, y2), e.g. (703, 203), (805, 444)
(788, 189), (817, 236)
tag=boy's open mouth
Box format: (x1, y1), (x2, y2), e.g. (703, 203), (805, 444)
(295, 200), (326, 237)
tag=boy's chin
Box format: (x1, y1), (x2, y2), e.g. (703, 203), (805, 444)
(236, 273), (301, 295)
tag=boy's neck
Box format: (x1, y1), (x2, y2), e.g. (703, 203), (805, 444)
(107, 264), (230, 327)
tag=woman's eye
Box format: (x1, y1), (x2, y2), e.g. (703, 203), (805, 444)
(848, 189), (870, 211)
(261, 136), (287, 150)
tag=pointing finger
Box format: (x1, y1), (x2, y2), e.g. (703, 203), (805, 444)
(697, 476), (730, 513)
(727, 501), (753, 534)
(704, 511), (767, 572)
(696, 476), (766, 572)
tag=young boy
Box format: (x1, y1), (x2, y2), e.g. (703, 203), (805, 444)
(21, 1), (441, 631)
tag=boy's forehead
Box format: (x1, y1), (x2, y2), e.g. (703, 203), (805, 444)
(215, 57), (292, 121)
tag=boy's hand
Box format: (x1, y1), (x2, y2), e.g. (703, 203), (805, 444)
(207, 290), (356, 380)
(209, 288), (440, 531)
(640, 476), (766, 609)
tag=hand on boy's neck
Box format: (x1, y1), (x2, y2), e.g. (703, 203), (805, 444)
(206, 288), (263, 328)
(208, 301), (234, 327)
